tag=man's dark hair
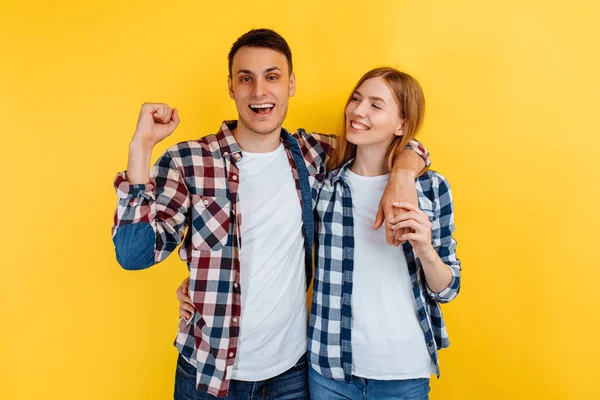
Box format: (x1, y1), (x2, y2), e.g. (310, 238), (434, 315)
(228, 29), (293, 76)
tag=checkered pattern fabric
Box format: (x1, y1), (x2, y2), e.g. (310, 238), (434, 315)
(112, 121), (430, 397)
(113, 121), (337, 397)
(308, 160), (461, 382)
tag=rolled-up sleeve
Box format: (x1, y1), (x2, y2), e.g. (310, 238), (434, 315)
(425, 175), (461, 303)
(111, 150), (190, 270)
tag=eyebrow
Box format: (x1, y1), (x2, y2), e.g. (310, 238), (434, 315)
(354, 90), (387, 105)
(236, 66), (282, 75)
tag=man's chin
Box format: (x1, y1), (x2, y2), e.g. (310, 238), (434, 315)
(240, 116), (284, 136)
(250, 126), (280, 135)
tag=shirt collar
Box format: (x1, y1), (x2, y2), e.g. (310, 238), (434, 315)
(330, 158), (355, 185)
(216, 120), (295, 159)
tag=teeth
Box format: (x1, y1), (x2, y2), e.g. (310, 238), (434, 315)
(351, 121), (369, 131)
(250, 104), (275, 109)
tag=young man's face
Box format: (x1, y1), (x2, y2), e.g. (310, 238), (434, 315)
(228, 46), (296, 136)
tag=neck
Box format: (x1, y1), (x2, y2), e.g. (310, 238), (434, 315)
(233, 122), (282, 153)
(350, 143), (390, 177)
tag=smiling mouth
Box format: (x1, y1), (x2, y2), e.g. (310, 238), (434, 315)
(350, 121), (370, 131)
(249, 103), (275, 116)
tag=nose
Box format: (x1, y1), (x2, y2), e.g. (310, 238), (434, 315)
(252, 79), (266, 98)
(351, 100), (368, 118)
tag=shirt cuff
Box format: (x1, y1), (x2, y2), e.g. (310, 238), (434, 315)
(114, 172), (155, 200)
(407, 140), (431, 168)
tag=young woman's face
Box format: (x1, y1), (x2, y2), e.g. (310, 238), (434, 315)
(345, 77), (404, 148)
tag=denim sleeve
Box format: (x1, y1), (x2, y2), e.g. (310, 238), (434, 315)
(113, 222), (156, 270)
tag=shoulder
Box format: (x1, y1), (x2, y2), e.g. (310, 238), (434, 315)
(292, 128), (336, 150)
(164, 134), (223, 168)
(417, 170), (451, 192)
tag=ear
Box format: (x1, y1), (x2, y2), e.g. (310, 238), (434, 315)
(228, 75), (234, 100)
(288, 72), (296, 97)
(394, 120), (405, 137)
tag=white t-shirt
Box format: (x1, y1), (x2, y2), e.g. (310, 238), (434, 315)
(345, 169), (436, 380)
(231, 143), (307, 381)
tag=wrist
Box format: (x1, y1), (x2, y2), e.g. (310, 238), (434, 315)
(126, 137), (154, 185)
(390, 167), (417, 182)
(130, 136), (155, 154)
(417, 244), (437, 263)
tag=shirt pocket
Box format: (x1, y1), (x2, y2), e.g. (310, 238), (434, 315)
(190, 194), (231, 251)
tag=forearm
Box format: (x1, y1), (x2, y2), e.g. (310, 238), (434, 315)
(113, 149), (189, 268)
(418, 245), (453, 293)
(126, 138), (154, 184)
(390, 149), (426, 180)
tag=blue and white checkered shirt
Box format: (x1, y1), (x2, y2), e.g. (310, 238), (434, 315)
(308, 159), (461, 381)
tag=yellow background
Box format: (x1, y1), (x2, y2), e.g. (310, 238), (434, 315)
(1, 0), (599, 399)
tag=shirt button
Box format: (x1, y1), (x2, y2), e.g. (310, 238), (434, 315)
(203, 200), (209, 205)
(419, 311), (425, 317)
(232, 175), (238, 181)
(223, 151), (229, 156)
(233, 282), (239, 288)
(232, 318), (238, 323)
(413, 281), (418, 287)
(428, 342), (434, 347)
(229, 352), (234, 357)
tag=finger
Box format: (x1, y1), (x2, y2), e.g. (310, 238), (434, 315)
(394, 230), (406, 247)
(399, 227), (408, 244)
(391, 219), (422, 232)
(141, 102), (163, 114)
(398, 232), (422, 242)
(373, 203), (384, 230)
(182, 277), (189, 292)
(393, 227), (404, 247)
(167, 108), (180, 131)
(176, 287), (193, 305)
(179, 307), (192, 321)
(153, 105), (172, 123)
(163, 107), (173, 124)
(392, 202), (419, 210)
(393, 211), (428, 226)
(393, 202), (427, 219)
(389, 210), (410, 230)
(180, 291), (193, 305)
(181, 302), (195, 314)
(171, 108), (180, 125)
(384, 206), (395, 245)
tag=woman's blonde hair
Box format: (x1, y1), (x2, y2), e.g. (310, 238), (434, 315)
(326, 67), (425, 171)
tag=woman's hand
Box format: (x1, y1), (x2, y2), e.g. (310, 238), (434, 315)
(374, 171), (418, 247)
(176, 277), (195, 322)
(391, 202), (435, 258)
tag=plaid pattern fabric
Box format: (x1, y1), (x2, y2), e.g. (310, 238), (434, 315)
(309, 160), (461, 381)
(112, 120), (430, 397)
(112, 121), (335, 397)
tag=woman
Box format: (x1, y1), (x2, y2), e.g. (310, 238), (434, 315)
(307, 67), (460, 400)
(177, 67), (461, 400)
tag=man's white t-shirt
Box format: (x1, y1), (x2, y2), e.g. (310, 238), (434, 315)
(231, 143), (307, 381)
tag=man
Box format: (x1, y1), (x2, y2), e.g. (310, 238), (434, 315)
(112, 29), (429, 399)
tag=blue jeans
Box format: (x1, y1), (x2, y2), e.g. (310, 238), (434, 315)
(174, 353), (309, 399)
(308, 366), (430, 400)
